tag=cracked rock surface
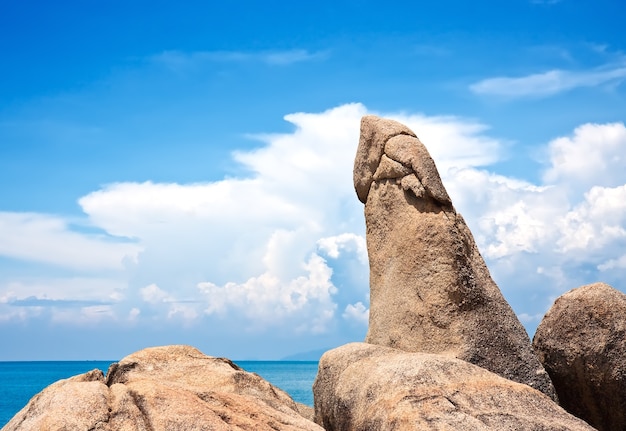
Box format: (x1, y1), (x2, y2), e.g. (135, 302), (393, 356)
(355, 115), (557, 400)
(313, 343), (594, 431)
(2, 345), (322, 431)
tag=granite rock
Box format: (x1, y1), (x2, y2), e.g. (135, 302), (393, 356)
(533, 282), (626, 431)
(3, 345), (322, 431)
(313, 342), (593, 431)
(356, 115), (556, 399)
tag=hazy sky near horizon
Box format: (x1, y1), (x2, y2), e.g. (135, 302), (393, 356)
(1, 0), (625, 360)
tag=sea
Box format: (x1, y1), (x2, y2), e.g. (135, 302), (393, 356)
(0, 360), (319, 428)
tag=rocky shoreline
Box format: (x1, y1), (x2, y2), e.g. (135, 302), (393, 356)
(4, 116), (625, 430)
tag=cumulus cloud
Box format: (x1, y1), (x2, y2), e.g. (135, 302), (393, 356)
(141, 283), (173, 304)
(1, 103), (508, 337)
(317, 233), (368, 264)
(441, 122), (626, 331)
(444, 123), (626, 261)
(470, 65), (626, 98)
(199, 253), (337, 333)
(2, 103), (625, 344)
(543, 122), (626, 190)
(557, 184), (626, 253)
(342, 302), (369, 326)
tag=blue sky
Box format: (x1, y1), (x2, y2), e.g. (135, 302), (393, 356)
(1, 0), (625, 360)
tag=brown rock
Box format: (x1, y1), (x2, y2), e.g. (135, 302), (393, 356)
(2, 345), (322, 431)
(355, 115), (557, 399)
(354, 115), (417, 204)
(533, 282), (626, 431)
(313, 343), (594, 431)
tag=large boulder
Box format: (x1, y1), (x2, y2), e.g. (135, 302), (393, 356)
(533, 282), (626, 431)
(2, 345), (321, 431)
(355, 115), (556, 399)
(313, 342), (594, 431)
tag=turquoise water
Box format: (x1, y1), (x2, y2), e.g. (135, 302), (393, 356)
(0, 360), (318, 428)
(235, 361), (318, 406)
(0, 361), (115, 428)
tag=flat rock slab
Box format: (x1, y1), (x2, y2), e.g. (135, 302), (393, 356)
(3, 345), (322, 431)
(313, 342), (595, 431)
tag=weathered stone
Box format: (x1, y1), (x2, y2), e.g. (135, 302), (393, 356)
(3, 345), (322, 431)
(354, 115), (416, 204)
(356, 115), (557, 399)
(533, 282), (626, 431)
(313, 343), (594, 431)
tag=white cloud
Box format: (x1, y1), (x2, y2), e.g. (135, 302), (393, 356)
(140, 283), (173, 304)
(0, 103), (505, 336)
(78, 104), (368, 295)
(436, 122), (626, 332)
(342, 302), (369, 326)
(470, 65), (626, 98)
(317, 233), (368, 264)
(2, 277), (127, 303)
(198, 253), (337, 333)
(138, 283), (200, 323)
(3, 103), (625, 344)
(438, 122), (626, 265)
(543, 122), (626, 191)
(0, 276), (130, 324)
(166, 303), (199, 323)
(441, 168), (560, 260)
(557, 184), (626, 252)
(0, 212), (140, 271)
(598, 254), (626, 271)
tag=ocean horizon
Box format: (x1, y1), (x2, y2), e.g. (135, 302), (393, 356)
(0, 360), (319, 428)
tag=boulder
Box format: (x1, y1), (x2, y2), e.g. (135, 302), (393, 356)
(533, 282), (626, 431)
(355, 115), (556, 399)
(313, 342), (594, 431)
(2, 345), (322, 431)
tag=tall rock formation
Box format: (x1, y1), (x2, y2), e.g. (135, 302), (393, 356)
(355, 115), (556, 399)
(533, 282), (626, 431)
